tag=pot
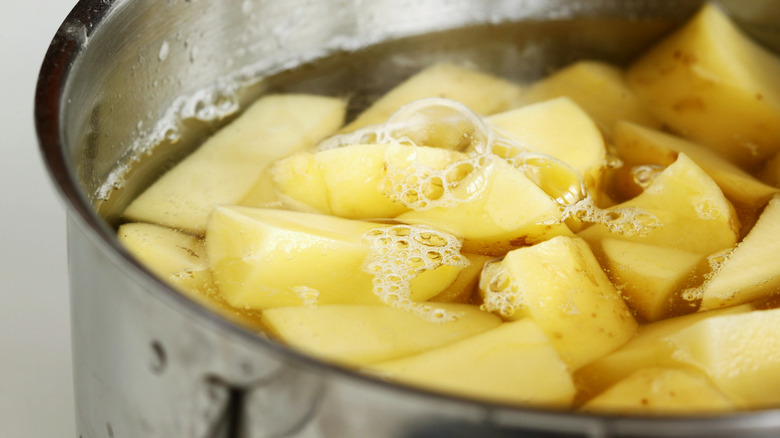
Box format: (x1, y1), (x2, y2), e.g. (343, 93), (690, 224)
(35, 0), (780, 437)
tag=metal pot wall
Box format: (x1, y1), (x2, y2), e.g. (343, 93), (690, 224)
(36, 0), (780, 437)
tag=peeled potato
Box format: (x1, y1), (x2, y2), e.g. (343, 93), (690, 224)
(517, 60), (661, 138)
(627, 3), (780, 169)
(342, 63), (524, 132)
(369, 319), (576, 407)
(123, 94), (346, 234)
(479, 235), (637, 370)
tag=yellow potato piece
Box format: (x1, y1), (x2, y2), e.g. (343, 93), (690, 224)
(700, 195), (780, 310)
(397, 156), (572, 256)
(261, 303), (501, 366)
(117, 222), (264, 329)
(269, 144), (467, 219)
(118, 222), (207, 278)
(614, 121), (779, 209)
(580, 368), (734, 414)
(578, 153), (739, 255)
(206, 206), (464, 310)
(486, 97), (607, 202)
(516, 60), (661, 138)
(666, 307), (780, 408)
(369, 319), (575, 407)
(574, 304), (753, 399)
(123, 94), (346, 234)
(599, 238), (706, 322)
(627, 3), (780, 169)
(343, 63), (523, 132)
(480, 235), (637, 370)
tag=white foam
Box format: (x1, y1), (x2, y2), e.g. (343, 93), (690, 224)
(479, 261), (522, 318)
(362, 224), (469, 322)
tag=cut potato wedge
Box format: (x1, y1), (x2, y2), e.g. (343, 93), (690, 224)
(517, 61), (661, 138)
(580, 367), (734, 414)
(269, 143), (467, 219)
(614, 121), (779, 209)
(666, 307), (780, 408)
(343, 63), (524, 132)
(261, 303), (501, 366)
(117, 222), (264, 329)
(578, 153), (739, 256)
(123, 94), (346, 234)
(700, 195), (780, 310)
(599, 238), (706, 322)
(627, 3), (780, 169)
(486, 97), (607, 201)
(480, 235), (637, 370)
(397, 156), (572, 256)
(574, 304), (753, 398)
(369, 319), (576, 407)
(206, 207), (464, 310)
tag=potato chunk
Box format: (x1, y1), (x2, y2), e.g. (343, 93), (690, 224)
(614, 121), (779, 209)
(700, 195), (780, 310)
(396, 156), (572, 256)
(261, 303), (501, 366)
(123, 94), (346, 234)
(343, 63), (523, 132)
(627, 3), (780, 169)
(117, 222), (263, 329)
(599, 238), (706, 322)
(575, 304), (753, 398)
(269, 144), (467, 219)
(480, 236), (637, 370)
(665, 308), (780, 408)
(206, 207), (465, 310)
(516, 61), (661, 138)
(578, 153), (739, 255)
(486, 97), (607, 202)
(369, 319), (576, 407)
(580, 368), (734, 414)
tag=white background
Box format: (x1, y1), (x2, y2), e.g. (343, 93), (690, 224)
(1, 1), (78, 436)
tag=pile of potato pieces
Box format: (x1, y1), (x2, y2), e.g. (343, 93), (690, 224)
(118, 3), (780, 414)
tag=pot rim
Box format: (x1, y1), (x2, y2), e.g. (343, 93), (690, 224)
(34, 0), (780, 434)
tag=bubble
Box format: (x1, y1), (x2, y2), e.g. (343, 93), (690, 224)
(681, 287), (703, 302)
(384, 152), (488, 211)
(561, 196), (661, 236)
(383, 98), (490, 152)
(694, 197), (725, 221)
(707, 248), (733, 272)
(632, 164), (666, 189)
(479, 262), (527, 318)
(362, 225), (469, 323)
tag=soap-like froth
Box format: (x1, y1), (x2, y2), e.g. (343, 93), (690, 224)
(383, 153), (490, 210)
(363, 225), (469, 322)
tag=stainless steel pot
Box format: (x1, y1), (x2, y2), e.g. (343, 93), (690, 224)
(36, 0), (780, 437)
